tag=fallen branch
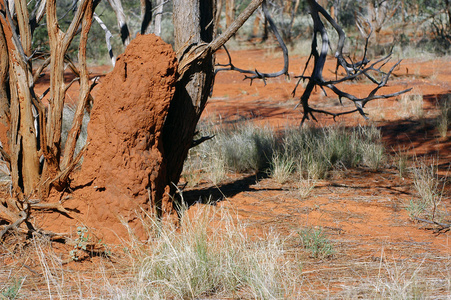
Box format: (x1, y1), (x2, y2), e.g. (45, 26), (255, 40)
(0, 205), (29, 241)
(413, 217), (451, 234)
(30, 201), (72, 216)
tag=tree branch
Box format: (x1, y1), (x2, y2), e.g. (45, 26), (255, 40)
(295, 0), (410, 124)
(177, 0), (264, 77)
(214, 0), (289, 85)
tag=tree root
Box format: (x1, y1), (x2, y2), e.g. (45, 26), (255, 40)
(0, 198), (75, 241)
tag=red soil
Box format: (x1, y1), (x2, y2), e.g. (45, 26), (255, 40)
(1, 42), (449, 297)
(184, 48), (450, 294)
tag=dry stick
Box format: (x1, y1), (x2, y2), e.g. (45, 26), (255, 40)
(0, 205), (28, 241)
(32, 56), (51, 83)
(30, 202), (71, 215)
(177, 0), (264, 77)
(214, 0), (289, 85)
(413, 217), (451, 233)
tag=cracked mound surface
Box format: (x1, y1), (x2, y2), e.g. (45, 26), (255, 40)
(42, 34), (177, 242)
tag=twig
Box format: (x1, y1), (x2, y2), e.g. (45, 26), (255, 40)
(214, 0), (289, 85)
(0, 206), (29, 241)
(413, 217), (451, 234)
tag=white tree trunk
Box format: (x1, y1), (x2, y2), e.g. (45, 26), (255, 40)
(154, 0), (164, 36)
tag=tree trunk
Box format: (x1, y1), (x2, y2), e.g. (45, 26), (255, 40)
(0, 0), (39, 196)
(61, 1), (94, 170)
(160, 0), (216, 217)
(107, 0), (130, 46)
(0, 22), (10, 157)
(154, 0), (164, 36)
(225, 0), (235, 30)
(140, 0), (152, 34)
(41, 0), (92, 195)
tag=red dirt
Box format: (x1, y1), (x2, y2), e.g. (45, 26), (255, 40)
(197, 48), (451, 292)
(204, 48), (451, 227)
(1, 43), (450, 297)
(37, 34), (177, 243)
(156, 48), (448, 296)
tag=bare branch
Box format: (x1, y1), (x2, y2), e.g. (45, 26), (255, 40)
(32, 56), (51, 83)
(177, 0), (264, 77)
(214, 0), (289, 85)
(295, 0), (410, 124)
(107, 0), (130, 46)
(93, 13), (116, 66)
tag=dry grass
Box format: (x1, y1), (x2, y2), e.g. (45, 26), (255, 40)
(397, 89), (425, 119)
(116, 204), (302, 299)
(407, 157), (447, 221)
(1, 201), (449, 299)
(183, 123), (387, 187)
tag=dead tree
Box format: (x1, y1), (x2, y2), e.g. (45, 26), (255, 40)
(218, 0), (410, 123)
(0, 0), (99, 239)
(295, 0), (409, 123)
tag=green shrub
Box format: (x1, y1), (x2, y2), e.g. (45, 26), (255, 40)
(298, 226), (334, 259)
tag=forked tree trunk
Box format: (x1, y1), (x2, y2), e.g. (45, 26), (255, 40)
(159, 0), (216, 216)
(40, 0), (93, 196)
(61, 2), (94, 170)
(0, 0), (39, 197)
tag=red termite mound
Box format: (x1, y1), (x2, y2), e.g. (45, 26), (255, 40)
(41, 34), (178, 242)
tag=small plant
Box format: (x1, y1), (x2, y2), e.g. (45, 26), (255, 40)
(219, 123), (275, 173)
(357, 125), (386, 171)
(393, 146), (409, 178)
(297, 173), (317, 199)
(270, 153), (295, 184)
(397, 90), (424, 119)
(182, 122), (276, 186)
(406, 198), (428, 219)
(1, 277), (23, 300)
(409, 158), (445, 221)
(369, 254), (429, 299)
(298, 226), (334, 259)
(70, 226), (89, 261)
